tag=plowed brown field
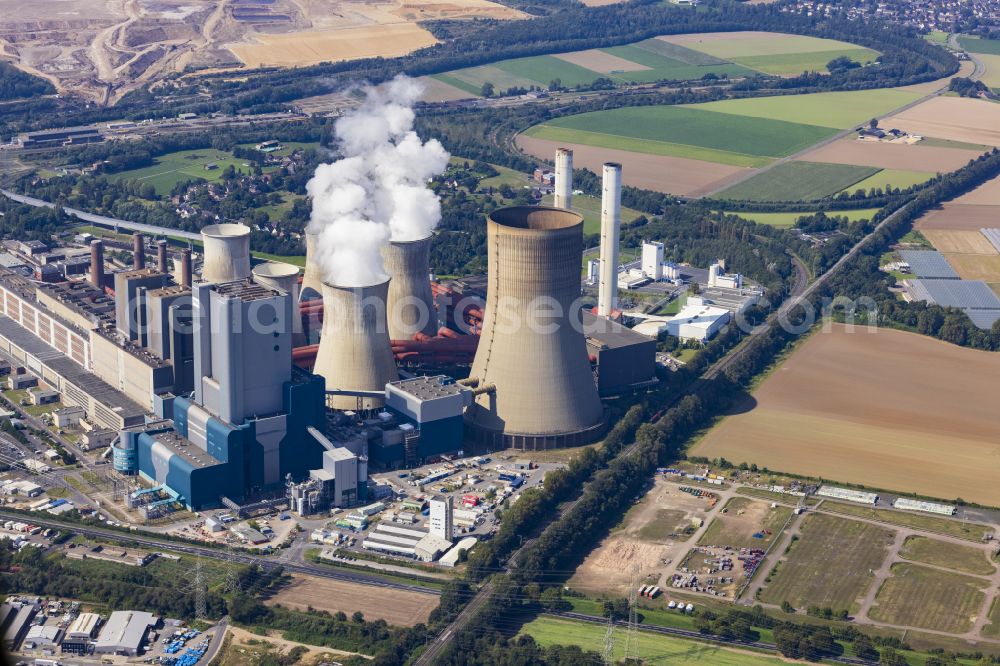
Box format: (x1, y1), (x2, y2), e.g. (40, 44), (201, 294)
(266, 574), (438, 626)
(691, 325), (1000, 505)
(796, 137), (981, 171)
(884, 97), (1000, 147)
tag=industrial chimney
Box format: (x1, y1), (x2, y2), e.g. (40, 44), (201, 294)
(253, 262), (303, 341)
(598, 162), (622, 318)
(132, 232), (145, 270)
(300, 231), (324, 301)
(200, 223), (251, 284)
(89, 240), (105, 289)
(554, 147), (573, 210)
(465, 206), (604, 449)
(178, 249), (192, 288)
(312, 280), (398, 410)
(157, 240), (168, 273)
(381, 236), (437, 340)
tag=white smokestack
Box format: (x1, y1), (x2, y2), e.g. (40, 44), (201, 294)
(598, 162), (622, 318)
(305, 75), (450, 288)
(554, 147), (573, 210)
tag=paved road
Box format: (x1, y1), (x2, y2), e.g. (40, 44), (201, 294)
(0, 510), (440, 597)
(196, 617), (229, 666)
(949, 34), (985, 81)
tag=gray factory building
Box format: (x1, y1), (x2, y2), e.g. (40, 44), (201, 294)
(94, 610), (157, 656)
(581, 310), (657, 395)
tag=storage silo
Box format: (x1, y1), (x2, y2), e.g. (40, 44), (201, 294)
(465, 206), (604, 449)
(312, 280), (398, 410)
(200, 223), (251, 284)
(300, 231), (324, 301)
(381, 236), (437, 340)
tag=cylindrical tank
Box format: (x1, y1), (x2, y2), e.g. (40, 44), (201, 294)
(466, 206), (604, 449)
(300, 231), (324, 301)
(312, 280), (398, 410)
(157, 240), (168, 273)
(178, 249), (192, 288)
(200, 223), (251, 284)
(253, 262), (302, 338)
(90, 240), (104, 289)
(132, 232), (145, 270)
(598, 162), (622, 318)
(554, 147), (573, 210)
(380, 236), (437, 340)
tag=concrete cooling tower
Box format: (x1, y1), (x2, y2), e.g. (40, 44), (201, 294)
(381, 236), (437, 340)
(465, 206), (605, 449)
(253, 262), (303, 341)
(201, 224), (251, 284)
(300, 231), (324, 301)
(312, 280), (398, 410)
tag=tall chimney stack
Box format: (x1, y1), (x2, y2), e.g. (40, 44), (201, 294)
(554, 147), (573, 210)
(179, 249), (192, 288)
(157, 240), (168, 273)
(598, 162), (622, 318)
(132, 232), (145, 270)
(90, 240), (104, 289)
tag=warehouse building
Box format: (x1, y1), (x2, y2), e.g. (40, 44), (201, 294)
(817, 486), (878, 504)
(362, 523), (453, 562)
(94, 610), (157, 656)
(581, 310), (656, 394)
(61, 612), (101, 654)
(1, 601), (37, 650)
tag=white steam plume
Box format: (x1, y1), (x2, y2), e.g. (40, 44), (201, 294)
(305, 75), (450, 287)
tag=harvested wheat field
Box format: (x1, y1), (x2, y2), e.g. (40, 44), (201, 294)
(884, 97), (1000, 147)
(917, 204), (1000, 231)
(418, 76), (474, 102)
(796, 137), (981, 172)
(228, 23), (438, 67)
(954, 175), (1000, 205)
(691, 325), (1000, 506)
(554, 49), (651, 73)
(516, 135), (746, 196)
(266, 574), (439, 626)
(922, 230), (999, 255)
(943, 253), (1000, 281)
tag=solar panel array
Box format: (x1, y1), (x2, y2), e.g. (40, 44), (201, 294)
(899, 250), (959, 279)
(907, 278), (1000, 329)
(981, 228), (1000, 254)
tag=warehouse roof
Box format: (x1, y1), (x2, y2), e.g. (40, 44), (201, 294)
(899, 250), (959, 279)
(94, 610), (156, 653)
(581, 309), (654, 350)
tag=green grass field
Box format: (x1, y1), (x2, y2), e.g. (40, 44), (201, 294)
(842, 169), (936, 194)
(869, 563), (988, 634)
(687, 88), (921, 129)
(898, 536), (996, 576)
(110, 148), (256, 195)
(717, 162), (879, 202)
(730, 48), (878, 76)
(759, 513), (894, 613)
(520, 616), (790, 665)
(985, 598), (1000, 638)
(677, 33), (876, 60)
(722, 208), (882, 227)
(820, 502), (993, 542)
(924, 30), (950, 45)
(599, 44), (757, 83)
(632, 38), (731, 66)
(958, 35), (1000, 55)
(528, 106), (836, 162)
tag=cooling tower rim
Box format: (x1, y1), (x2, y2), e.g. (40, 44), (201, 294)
(252, 261), (300, 279)
(321, 278), (391, 291)
(201, 223), (251, 238)
(387, 234), (433, 246)
(488, 206), (583, 233)
(603, 161), (623, 169)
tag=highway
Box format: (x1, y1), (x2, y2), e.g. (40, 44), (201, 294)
(0, 511), (440, 597)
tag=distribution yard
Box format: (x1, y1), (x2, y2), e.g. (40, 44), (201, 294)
(869, 563), (990, 634)
(690, 325), (1000, 505)
(758, 513), (894, 613)
(265, 574), (438, 627)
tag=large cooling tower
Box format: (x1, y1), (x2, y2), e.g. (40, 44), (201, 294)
(253, 262), (303, 340)
(312, 280), (398, 410)
(466, 206), (604, 449)
(300, 231), (324, 301)
(381, 236), (437, 340)
(201, 224), (251, 284)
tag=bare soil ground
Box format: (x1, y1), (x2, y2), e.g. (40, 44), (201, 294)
(418, 76), (474, 102)
(222, 626), (367, 664)
(516, 135), (746, 197)
(569, 478), (716, 595)
(942, 253), (1000, 282)
(553, 49), (652, 73)
(917, 204), (1000, 231)
(954, 175), (1000, 206)
(266, 574), (438, 626)
(690, 325), (1000, 506)
(922, 230), (999, 255)
(795, 137), (982, 172)
(884, 97), (1000, 147)
(697, 497), (790, 550)
(658, 31), (794, 46)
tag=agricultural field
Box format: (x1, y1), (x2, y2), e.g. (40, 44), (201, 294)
(722, 208), (881, 227)
(659, 31), (879, 76)
(869, 563), (989, 633)
(265, 574), (438, 626)
(986, 599), (1000, 638)
(898, 536), (996, 576)
(884, 96), (1000, 146)
(795, 136), (984, 172)
(841, 168), (935, 194)
(108, 148), (258, 195)
(540, 193), (644, 235)
(758, 513), (894, 613)
(690, 325), (1000, 506)
(820, 503), (993, 543)
(921, 229), (999, 255)
(941, 253), (1000, 282)
(717, 162), (878, 202)
(957, 35), (1000, 55)
(697, 497), (791, 550)
(520, 616), (791, 665)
